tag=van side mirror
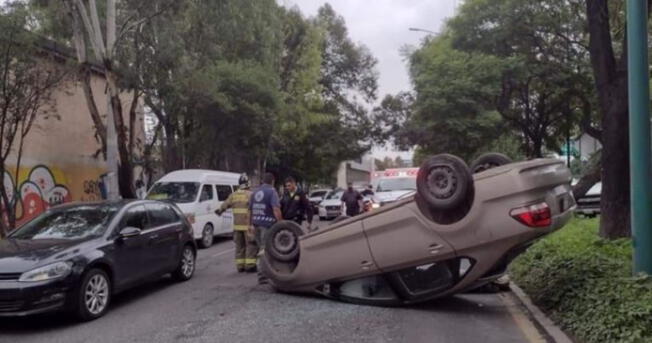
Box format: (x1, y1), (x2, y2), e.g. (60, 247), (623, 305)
(118, 226), (141, 239)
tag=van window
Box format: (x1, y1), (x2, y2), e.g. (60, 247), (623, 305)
(147, 182), (199, 203)
(146, 203), (180, 227)
(215, 185), (233, 201)
(199, 185), (214, 202)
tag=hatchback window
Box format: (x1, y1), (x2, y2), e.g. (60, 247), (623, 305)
(123, 205), (150, 230)
(10, 204), (119, 240)
(215, 185), (233, 201)
(146, 203), (180, 227)
(199, 185), (214, 202)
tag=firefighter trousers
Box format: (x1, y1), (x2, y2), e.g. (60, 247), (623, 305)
(234, 230), (258, 270)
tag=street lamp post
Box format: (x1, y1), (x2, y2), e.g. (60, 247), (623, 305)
(627, 0), (652, 274)
(408, 27), (438, 35)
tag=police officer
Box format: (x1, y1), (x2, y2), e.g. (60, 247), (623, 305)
(249, 172), (283, 283)
(280, 176), (313, 228)
(216, 174), (257, 273)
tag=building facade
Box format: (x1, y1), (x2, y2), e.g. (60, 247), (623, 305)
(3, 57), (144, 227)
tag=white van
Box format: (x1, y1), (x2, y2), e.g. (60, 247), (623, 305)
(147, 170), (240, 248)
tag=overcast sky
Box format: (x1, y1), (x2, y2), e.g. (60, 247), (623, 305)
(283, 1), (459, 159)
(283, 0), (459, 99)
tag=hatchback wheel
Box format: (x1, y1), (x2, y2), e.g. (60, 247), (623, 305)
(199, 223), (214, 249)
(469, 152), (513, 174)
(75, 268), (111, 321)
(173, 245), (196, 281)
(266, 221), (304, 262)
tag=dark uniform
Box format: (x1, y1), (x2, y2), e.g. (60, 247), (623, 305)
(280, 188), (313, 226)
(341, 189), (363, 217)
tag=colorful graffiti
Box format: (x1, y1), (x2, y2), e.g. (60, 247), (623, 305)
(2, 164), (106, 227)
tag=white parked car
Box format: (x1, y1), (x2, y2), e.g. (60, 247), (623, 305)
(318, 189), (344, 220)
(308, 189), (331, 214)
(147, 170), (240, 248)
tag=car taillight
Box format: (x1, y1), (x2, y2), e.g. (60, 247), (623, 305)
(186, 214), (196, 224)
(510, 202), (551, 228)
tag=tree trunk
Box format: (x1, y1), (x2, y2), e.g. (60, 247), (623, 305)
(106, 72), (135, 199)
(586, 0), (631, 238)
(80, 65), (107, 157)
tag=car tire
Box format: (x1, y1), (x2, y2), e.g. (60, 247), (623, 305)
(266, 220), (304, 262)
(417, 154), (473, 211)
(172, 244), (196, 282)
(331, 215), (350, 224)
(469, 152), (513, 174)
(73, 268), (111, 321)
(198, 223), (214, 249)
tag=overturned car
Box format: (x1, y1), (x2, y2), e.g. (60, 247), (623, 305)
(260, 153), (574, 305)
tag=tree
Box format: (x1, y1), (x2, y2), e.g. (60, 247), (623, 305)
(0, 3), (68, 236)
(392, 36), (505, 161)
(448, 0), (591, 158)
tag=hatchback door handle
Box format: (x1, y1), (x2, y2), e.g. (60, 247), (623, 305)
(150, 234), (159, 239)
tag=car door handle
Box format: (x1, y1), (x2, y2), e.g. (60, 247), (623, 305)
(360, 260), (374, 270)
(428, 243), (443, 255)
(149, 234), (159, 240)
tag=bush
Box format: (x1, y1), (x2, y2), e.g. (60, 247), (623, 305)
(510, 218), (652, 343)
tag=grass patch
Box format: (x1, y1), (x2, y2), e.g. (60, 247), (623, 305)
(510, 218), (652, 343)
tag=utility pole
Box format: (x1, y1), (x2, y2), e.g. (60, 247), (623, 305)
(627, 0), (652, 274)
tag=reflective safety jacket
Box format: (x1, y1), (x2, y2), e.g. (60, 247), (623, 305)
(219, 188), (252, 231)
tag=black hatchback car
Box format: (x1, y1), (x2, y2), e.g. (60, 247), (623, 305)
(0, 200), (197, 321)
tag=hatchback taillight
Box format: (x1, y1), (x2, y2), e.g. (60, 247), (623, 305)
(510, 202), (551, 227)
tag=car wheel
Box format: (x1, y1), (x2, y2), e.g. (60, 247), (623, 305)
(173, 245), (196, 282)
(469, 152), (513, 174)
(74, 268), (111, 321)
(266, 220), (304, 262)
(331, 215), (350, 224)
(199, 223), (214, 249)
(417, 154), (473, 211)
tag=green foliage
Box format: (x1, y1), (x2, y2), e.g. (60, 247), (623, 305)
(511, 219), (652, 343)
(397, 36), (504, 161)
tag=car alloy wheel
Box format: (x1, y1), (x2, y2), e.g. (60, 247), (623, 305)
(85, 274), (109, 315)
(181, 247), (195, 278)
(200, 224), (213, 248)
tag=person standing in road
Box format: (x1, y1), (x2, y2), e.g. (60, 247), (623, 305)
(341, 182), (363, 217)
(216, 174), (256, 273)
(361, 184), (374, 197)
(250, 172), (283, 283)
(280, 176), (313, 229)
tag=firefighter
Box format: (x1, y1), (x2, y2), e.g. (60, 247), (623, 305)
(216, 174), (257, 273)
(280, 176), (313, 228)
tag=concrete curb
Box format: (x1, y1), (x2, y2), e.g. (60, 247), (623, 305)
(509, 282), (574, 343)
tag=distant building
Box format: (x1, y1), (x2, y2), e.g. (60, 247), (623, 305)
(336, 154), (374, 189)
(3, 41), (144, 227)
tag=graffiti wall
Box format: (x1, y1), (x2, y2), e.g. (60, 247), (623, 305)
(2, 164), (107, 227)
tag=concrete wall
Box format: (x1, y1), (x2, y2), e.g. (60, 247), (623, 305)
(3, 64), (145, 227)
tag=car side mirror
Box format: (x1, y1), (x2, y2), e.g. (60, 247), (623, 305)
(118, 226), (141, 239)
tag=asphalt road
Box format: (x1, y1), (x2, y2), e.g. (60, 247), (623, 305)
(0, 237), (547, 343)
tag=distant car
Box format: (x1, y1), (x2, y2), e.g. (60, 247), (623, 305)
(260, 153), (575, 305)
(575, 182), (601, 217)
(147, 169), (240, 248)
(0, 200), (196, 320)
(318, 189), (344, 220)
(373, 176), (417, 207)
(308, 189), (331, 215)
